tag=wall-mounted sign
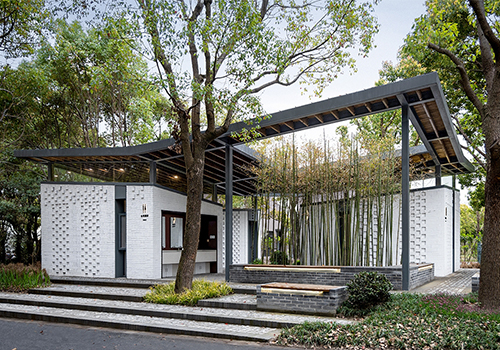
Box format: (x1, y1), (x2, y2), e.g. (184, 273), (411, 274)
(141, 204), (149, 221)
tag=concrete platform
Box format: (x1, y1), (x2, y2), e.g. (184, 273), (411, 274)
(0, 275), (352, 343)
(0, 269), (477, 343)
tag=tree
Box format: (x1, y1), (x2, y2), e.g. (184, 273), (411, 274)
(403, 0), (500, 308)
(0, 0), (49, 58)
(132, 0), (379, 292)
(460, 203), (483, 263)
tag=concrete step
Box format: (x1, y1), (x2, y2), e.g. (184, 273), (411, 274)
(0, 293), (323, 328)
(198, 294), (257, 310)
(0, 301), (279, 342)
(49, 276), (257, 295)
(0, 292), (354, 342)
(29, 284), (148, 302)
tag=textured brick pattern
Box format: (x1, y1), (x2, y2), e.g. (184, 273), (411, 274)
(41, 184), (115, 278)
(256, 285), (348, 316)
(230, 264), (434, 290)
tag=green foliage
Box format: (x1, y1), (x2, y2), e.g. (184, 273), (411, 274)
(0, 263), (50, 292)
(277, 293), (500, 349)
(341, 271), (392, 314)
(270, 251), (289, 265)
(143, 280), (233, 306)
(460, 204), (483, 263)
(256, 133), (406, 267)
(0, 0), (50, 57)
(251, 258), (263, 265)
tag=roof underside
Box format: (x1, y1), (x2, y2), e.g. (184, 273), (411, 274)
(15, 73), (473, 196)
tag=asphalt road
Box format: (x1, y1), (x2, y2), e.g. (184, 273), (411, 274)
(0, 318), (288, 350)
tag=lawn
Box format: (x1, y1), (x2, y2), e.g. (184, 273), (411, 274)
(276, 292), (500, 349)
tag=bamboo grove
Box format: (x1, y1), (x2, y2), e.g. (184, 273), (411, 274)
(254, 133), (419, 267)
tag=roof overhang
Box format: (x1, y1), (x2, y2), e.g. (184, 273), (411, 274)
(15, 72), (473, 196)
(221, 72), (474, 175)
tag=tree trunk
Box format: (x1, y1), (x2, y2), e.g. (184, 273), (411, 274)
(174, 150), (206, 293)
(479, 95), (500, 308)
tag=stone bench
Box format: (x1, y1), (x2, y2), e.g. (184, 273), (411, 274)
(256, 282), (348, 316)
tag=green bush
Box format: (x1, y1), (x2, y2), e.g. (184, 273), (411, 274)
(0, 263), (51, 292)
(270, 250), (289, 265)
(251, 258), (263, 264)
(341, 271), (392, 314)
(143, 279), (233, 306)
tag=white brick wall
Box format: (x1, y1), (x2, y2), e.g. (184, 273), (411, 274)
(126, 185), (223, 279)
(41, 184), (115, 278)
(405, 187), (460, 277)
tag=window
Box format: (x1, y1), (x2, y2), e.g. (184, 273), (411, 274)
(161, 212), (217, 251)
(162, 212), (185, 250)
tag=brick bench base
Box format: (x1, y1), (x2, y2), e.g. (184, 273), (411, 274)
(256, 282), (348, 316)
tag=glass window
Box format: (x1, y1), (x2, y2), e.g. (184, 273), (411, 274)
(170, 217), (183, 249)
(119, 214), (126, 249)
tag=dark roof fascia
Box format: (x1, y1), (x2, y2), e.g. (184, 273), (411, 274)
(428, 83), (475, 172)
(15, 136), (260, 163)
(14, 137), (176, 161)
(221, 72), (444, 142)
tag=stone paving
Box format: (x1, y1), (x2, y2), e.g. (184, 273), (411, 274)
(0, 302), (280, 341)
(0, 292), (350, 326)
(410, 268), (479, 295)
(0, 269), (478, 342)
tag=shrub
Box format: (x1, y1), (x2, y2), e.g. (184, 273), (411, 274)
(270, 250), (289, 265)
(341, 271), (392, 314)
(143, 279), (233, 306)
(0, 263), (51, 292)
(251, 258), (263, 264)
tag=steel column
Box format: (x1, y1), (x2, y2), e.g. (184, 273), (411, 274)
(435, 165), (441, 186)
(225, 144), (233, 281)
(149, 161), (157, 184)
(452, 175), (456, 272)
(47, 163), (54, 181)
(401, 100), (410, 291)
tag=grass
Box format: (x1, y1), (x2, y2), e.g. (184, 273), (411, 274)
(276, 293), (500, 349)
(143, 279), (233, 306)
(0, 263), (51, 292)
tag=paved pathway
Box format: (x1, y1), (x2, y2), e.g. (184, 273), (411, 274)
(410, 268), (479, 294)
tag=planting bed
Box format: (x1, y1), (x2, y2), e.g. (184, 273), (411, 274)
(256, 282), (347, 316)
(230, 263), (434, 290)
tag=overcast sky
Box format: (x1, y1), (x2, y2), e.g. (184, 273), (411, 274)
(258, 0), (427, 114)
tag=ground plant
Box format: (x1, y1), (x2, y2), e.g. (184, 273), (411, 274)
(0, 263), (50, 292)
(277, 293), (500, 349)
(143, 280), (233, 306)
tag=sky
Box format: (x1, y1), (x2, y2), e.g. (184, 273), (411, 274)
(258, 0), (427, 114)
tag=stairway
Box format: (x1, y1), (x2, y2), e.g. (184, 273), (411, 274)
(0, 277), (353, 342)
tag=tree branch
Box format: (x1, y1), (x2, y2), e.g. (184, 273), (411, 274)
(469, 0), (500, 63)
(452, 114), (487, 169)
(428, 42), (485, 118)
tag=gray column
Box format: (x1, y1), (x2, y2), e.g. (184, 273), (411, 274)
(149, 161), (157, 184)
(225, 144), (233, 281)
(212, 184), (218, 203)
(435, 165), (441, 186)
(452, 175), (456, 272)
(47, 163), (54, 181)
(401, 101), (410, 291)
